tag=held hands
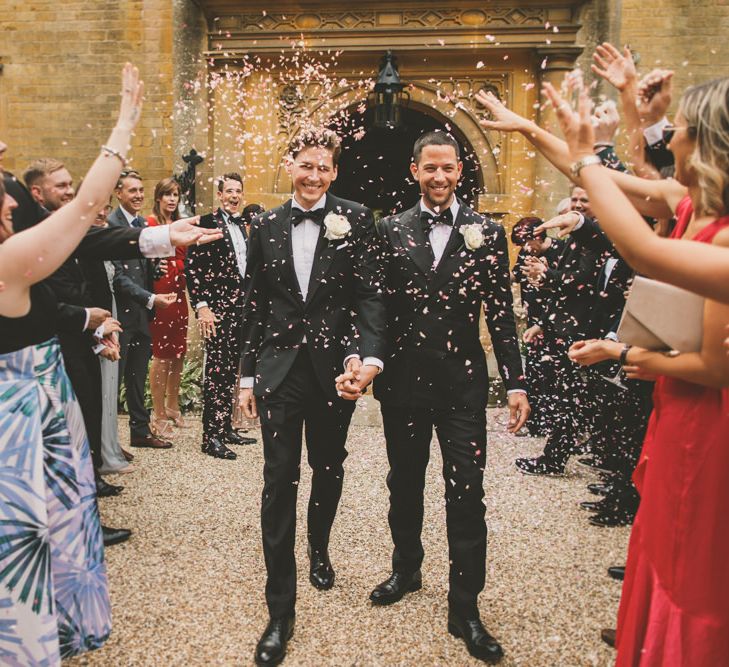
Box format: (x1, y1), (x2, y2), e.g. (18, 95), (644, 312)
(239, 387), (258, 420)
(197, 306), (219, 339)
(86, 307), (112, 330)
(153, 293), (176, 309)
(117, 63), (144, 132)
(534, 211), (582, 239)
(507, 392), (530, 433)
(335, 357), (380, 401)
(168, 216), (224, 248)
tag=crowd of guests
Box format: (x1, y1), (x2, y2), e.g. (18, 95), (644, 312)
(1, 40), (728, 667)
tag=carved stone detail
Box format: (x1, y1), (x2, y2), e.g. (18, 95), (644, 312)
(223, 8), (546, 33)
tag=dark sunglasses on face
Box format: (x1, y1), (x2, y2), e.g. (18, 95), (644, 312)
(662, 124), (696, 144)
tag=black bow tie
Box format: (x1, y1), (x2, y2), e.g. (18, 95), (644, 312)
(226, 214), (244, 226)
(291, 207), (326, 226)
(420, 208), (453, 233)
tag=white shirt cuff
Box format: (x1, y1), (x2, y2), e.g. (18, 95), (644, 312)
(93, 343), (106, 355)
(139, 225), (174, 258)
(573, 212), (585, 231)
(643, 117), (669, 146)
(83, 308), (91, 331)
(196, 301), (209, 311)
(604, 331), (620, 342)
(93, 323), (105, 339)
(343, 354), (384, 372)
(507, 389), (527, 395)
(240, 376), (254, 388)
(146, 294), (155, 310)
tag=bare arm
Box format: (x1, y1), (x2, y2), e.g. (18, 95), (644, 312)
(474, 86), (680, 219)
(0, 64), (143, 294)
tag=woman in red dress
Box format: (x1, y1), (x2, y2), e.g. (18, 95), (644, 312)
(537, 76), (729, 665)
(148, 177), (189, 437)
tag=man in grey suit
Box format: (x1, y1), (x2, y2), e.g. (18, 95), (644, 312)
(108, 170), (176, 448)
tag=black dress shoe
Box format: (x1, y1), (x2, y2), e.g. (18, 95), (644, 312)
(608, 565), (625, 581)
(601, 628), (616, 648)
(577, 456), (610, 473)
(589, 508), (633, 527)
(102, 525), (132, 547)
(447, 610), (504, 663)
(587, 483), (611, 496)
(579, 500), (605, 512)
(96, 475), (123, 498)
(225, 429), (257, 445)
(254, 614), (294, 667)
(202, 437), (237, 460)
(370, 570), (422, 605)
(515, 455), (565, 477)
(308, 546), (334, 590)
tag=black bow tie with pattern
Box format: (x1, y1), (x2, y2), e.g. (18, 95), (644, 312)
(420, 208), (454, 233)
(291, 208), (326, 226)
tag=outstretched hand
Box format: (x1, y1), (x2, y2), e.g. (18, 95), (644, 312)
(534, 211), (582, 238)
(474, 89), (530, 133)
(169, 216), (223, 247)
(542, 79), (595, 163)
(591, 43), (636, 92)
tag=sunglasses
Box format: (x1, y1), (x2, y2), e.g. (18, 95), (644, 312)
(662, 124), (696, 144)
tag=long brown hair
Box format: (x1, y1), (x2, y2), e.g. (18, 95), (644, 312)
(152, 177), (181, 223)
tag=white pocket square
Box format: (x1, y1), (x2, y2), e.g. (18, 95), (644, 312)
(335, 241), (350, 250)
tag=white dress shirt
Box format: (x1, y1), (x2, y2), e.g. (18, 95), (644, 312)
(419, 197), (460, 267)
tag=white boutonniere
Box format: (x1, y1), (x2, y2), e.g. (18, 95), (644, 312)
(323, 212), (351, 241)
(460, 223), (484, 250)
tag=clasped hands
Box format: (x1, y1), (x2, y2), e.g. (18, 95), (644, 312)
(335, 357), (380, 401)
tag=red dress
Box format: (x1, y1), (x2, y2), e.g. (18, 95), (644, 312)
(616, 197), (729, 666)
(147, 215), (189, 359)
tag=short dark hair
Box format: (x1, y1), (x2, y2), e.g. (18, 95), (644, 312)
(287, 129), (342, 167)
(23, 158), (66, 189)
(511, 216), (545, 245)
(115, 169), (142, 190)
(242, 203), (264, 224)
(413, 130), (461, 164)
(217, 172), (243, 192)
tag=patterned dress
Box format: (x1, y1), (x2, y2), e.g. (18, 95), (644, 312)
(0, 338), (111, 664)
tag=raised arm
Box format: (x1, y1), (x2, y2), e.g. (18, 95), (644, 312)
(474, 86), (680, 219)
(0, 64), (143, 292)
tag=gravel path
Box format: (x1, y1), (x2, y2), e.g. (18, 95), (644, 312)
(68, 407), (627, 666)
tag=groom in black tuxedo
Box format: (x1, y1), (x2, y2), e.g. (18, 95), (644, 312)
(340, 131), (529, 664)
(239, 130), (386, 666)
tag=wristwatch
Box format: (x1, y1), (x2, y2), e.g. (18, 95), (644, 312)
(619, 344), (633, 367)
(570, 154), (602, 178)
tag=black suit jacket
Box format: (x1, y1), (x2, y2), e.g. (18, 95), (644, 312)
(185, 208), (246, 317)
(373, 201), (525, 411)
(239, 194), (386, 399)
(107, 207), (155, 332)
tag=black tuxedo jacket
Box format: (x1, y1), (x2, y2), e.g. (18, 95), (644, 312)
(107, 206), (155, 332)
(185, 208), (246, 317)
(239, 194), (386, 399)
(373, 201), (525, 411)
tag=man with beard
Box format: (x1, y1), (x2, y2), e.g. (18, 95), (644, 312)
(338, 131), (528, 663)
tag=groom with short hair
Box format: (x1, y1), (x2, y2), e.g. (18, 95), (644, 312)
(338, 130), (529, 664)
(239, 129), (386, 666)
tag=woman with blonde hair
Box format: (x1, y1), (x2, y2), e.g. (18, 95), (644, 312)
(147, 177), (190, 436)
(476, 66), (729, 665)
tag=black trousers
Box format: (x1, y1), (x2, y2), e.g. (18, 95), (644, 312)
(259, 347), (355, 617)
(380, 403), (488, 617)
(202, 312), (241, 440)
(61, 343), (103, 471)
(118, 325), (152, 438)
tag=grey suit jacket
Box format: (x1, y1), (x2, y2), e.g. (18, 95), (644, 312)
(107, 206), (154, 333)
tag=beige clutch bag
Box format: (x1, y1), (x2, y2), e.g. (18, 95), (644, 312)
(617, 276), (704, 353)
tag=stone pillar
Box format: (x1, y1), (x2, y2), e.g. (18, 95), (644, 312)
(532, 46), (583, 217)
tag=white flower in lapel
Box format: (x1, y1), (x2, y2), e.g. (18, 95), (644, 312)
(323, 212), (351, 241)
(460, 223), (485, 250)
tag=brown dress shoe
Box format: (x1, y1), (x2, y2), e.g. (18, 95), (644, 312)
(601, 628), (616, 648)
(121, 448), (135, 462)
(130, 434), (173, 449)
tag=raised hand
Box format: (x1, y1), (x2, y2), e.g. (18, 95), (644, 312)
(593, 100), (620, 144)
(474, 89), (530, 133)
(591, 43), (636, 92)
(637, 69), (673, 126)
(168, 216), (224, 247)
(542, 79), (595, 162)
(117, 63), (144, 132)
(534, 211), (582, 238)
